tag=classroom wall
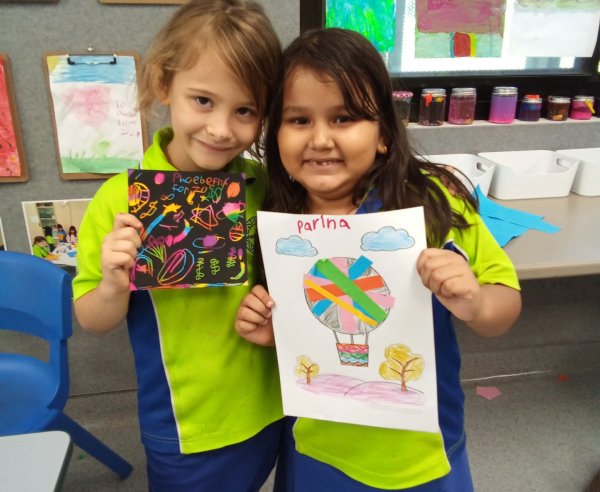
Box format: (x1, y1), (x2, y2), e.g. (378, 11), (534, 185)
(0, 0), (297, 252)
(0, 0), (598, 253)
(2, 1), (598, 438)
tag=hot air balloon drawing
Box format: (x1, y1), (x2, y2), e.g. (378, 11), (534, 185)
(303, 256), (395, 367)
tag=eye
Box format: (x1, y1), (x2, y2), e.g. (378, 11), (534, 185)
(289, 116), (309, 125)
(236, 106), (258, 119)
(194, 96), (212, 108)
(333, 114), (354, 124)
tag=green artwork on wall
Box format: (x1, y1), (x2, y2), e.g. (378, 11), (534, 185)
(326, 0), (397, 53)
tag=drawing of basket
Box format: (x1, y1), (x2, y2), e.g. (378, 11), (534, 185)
(336, 343), (369, 366)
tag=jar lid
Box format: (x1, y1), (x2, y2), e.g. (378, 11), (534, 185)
(492, 86), (518, 95)
(522, 95), (542, 102)
(421, 88), (446, 96)
(573, 95), (593, 101)
(548, 95), (571, 103)
(392, 91), (413, 99)
(451, 87), (476, 95)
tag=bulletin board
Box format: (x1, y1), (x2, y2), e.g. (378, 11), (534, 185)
(0, 54), (28, 183)
(43, 51), (148, 180)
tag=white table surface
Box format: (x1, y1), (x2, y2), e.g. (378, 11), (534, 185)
(498, 193), (600, 279)
(0, 431), (72, 492)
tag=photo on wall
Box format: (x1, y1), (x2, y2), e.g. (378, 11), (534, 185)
(21, 198), (91, 270)
(0, 217), (6, 251)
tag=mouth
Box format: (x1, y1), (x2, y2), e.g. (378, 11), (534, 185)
(304, 159), (343, 167)
(196, 139), (233, 153)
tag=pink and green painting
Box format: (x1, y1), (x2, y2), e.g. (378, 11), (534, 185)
(415, 0), (506, 58)
(46, 54), (145, 175)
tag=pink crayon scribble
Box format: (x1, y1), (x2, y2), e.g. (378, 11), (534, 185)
(63, 85), (111, 127)
(298, 374), (426, 407)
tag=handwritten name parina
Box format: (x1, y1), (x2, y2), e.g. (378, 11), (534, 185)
(297, 215), (351, 234)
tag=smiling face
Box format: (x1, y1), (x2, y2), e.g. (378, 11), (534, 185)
(161, 49), (260, 172)
(277, 67), (386, 214)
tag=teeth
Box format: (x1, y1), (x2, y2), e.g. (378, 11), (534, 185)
(308, 160), (337, 166)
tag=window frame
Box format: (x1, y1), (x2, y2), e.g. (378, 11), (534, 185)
(299, 0), (600, 121)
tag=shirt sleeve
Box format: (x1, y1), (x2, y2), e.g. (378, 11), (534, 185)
(72, 173), (129, 300)
(439, 182), (521, 291)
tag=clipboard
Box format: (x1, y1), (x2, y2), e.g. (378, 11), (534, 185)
(43, 51), (149, 180)
(0, 53), (29, 183)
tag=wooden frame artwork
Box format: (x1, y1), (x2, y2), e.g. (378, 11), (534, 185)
(43, 51), (149, 180)
(0, 54), (29, 183)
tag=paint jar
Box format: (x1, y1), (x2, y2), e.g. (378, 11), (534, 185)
(418, 88), (446, 126)
(489, 86), (518, 124)
(392, 91), (413, 127)
(517, 94), (542, 122)
(569, 95), (595, 120)
(448, 87), (476, 125)
(546, 96), (570, 121)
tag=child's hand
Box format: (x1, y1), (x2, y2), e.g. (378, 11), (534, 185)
(100, 213), (142, 293)
(416, 248), (482, 323)
(236, 285), (276, 346)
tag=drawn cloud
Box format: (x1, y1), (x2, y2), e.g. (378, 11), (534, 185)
(276, 235), (318, 257)
(361, 226), (415, 251)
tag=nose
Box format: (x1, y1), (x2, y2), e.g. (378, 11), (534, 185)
(308, 122), (333, 150)
(206, 112), (233, 141)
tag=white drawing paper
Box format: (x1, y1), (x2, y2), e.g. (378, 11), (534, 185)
(46, 54), (145, 175)
(258, 208), (439, 433)
(508, 8), (600, 57)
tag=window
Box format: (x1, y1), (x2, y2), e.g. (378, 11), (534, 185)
(300, 0), (600, 120)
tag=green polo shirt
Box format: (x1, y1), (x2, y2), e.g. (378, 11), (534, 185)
(74, 128), (283, 453)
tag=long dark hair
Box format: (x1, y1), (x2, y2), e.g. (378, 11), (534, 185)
(264, 28), (478, 247)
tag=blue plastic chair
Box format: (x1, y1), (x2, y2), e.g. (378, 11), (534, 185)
(0, 251), (132, 478)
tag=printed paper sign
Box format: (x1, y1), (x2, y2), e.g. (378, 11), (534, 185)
(128, 169), (247, 290)
(258, 208), (439, 432)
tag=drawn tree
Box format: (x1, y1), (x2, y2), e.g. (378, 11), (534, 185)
(294, 355), (320, 385)
(379, 344), (424, 392)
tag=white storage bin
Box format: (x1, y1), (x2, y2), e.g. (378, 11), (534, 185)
(421, 154), (496, 196)
(477, 150), (579, 200)
(555, 147), (600, 196)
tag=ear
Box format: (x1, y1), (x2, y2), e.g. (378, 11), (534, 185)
(157, 87), (170, 105)
(377, 137), (388, 155)
(156, 78), (171, 106)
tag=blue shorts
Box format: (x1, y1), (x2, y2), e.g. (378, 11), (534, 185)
(277, 418), (474, 492)
(145, 419), (283, 492)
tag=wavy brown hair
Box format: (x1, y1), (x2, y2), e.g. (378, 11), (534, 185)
(138, 0), (281, 159)
(264, 28), (478, 247)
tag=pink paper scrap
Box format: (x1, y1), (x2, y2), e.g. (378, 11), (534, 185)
(476, 385), (502, 400)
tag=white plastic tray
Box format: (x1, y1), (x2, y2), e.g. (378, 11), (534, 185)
(555, 147), (600, 196)
(477, 150), (579, 200)
(422, 153), (496, 196)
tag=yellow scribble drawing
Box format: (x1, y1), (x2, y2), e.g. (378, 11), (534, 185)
(379, 344), (424, 392)
(294, 355), (320, 385)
